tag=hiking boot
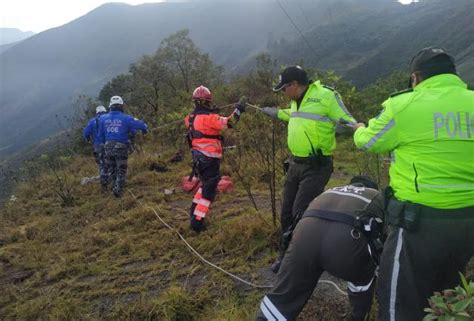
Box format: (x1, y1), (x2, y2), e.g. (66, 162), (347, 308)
(101, 184), (108, 193)
(270, 251), (285, 273)
(113, 189), (122, 198)
(270, 259), (282, 274)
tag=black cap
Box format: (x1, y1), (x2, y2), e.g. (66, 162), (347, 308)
(410, 47), (456, 77)
(350, 176), (379, 190)
(273, 65), (309, 92)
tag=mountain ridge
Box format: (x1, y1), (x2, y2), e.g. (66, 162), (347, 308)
(0, 28), (34, 46)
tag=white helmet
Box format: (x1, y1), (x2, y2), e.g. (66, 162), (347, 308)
(96, 105), (107, 114)
(109, 95), (124, 107)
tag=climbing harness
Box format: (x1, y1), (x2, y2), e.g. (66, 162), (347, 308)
(304, 206), (384, 265)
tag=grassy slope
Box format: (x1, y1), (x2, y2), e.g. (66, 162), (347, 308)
(2, 135), (469, 320)
(0, 134), (361, 320)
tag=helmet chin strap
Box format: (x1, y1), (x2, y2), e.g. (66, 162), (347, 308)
(110, 104), (124, 112)
(194, 100), (214, 110)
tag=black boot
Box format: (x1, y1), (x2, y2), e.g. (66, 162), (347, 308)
(270, 252), (285, 273)
(113, 187), (122, 198)
(189, 203), (206, 232)
(347, 278), (376, 321)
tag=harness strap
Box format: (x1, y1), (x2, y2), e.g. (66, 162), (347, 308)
(304, 209), (357, 227)
(305, 206), (384, 265)
(188, 113), (223, 141)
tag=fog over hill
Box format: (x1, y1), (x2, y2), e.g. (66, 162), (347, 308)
(0, 28), (35, 46)
(0, 0), (473, 157)
(267, 0), (474, 86)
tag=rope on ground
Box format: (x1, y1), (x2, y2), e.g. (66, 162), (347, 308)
(128, 189), (271, 289)
(318, 280), (347, 296)
(127, 191), (348, 296)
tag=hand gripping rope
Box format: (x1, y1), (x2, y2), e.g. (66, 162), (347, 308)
(127, 189), (347, 296)
(149, 103), (237, 132)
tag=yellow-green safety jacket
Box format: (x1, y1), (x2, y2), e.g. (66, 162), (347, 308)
(277, 80), (356, 156)
(354, 74), (474, 209)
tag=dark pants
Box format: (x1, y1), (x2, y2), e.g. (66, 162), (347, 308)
(189, 151), (221, 232)
(257, 217), (376, 321)
(378, 203), (474, 321)
(102, 141), (129, 196)
(279, 158), (333, 252)
(93, 144), (105, 177)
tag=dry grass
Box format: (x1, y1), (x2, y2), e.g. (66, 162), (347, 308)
(0, 145), (275, 320)
(0, 137), (390, 320)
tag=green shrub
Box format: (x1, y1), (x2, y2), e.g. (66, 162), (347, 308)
(424, 273), (474, 321)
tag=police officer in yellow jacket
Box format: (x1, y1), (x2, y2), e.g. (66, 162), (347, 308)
(353, 47), (474, 321)
(262, 66), (356, 272)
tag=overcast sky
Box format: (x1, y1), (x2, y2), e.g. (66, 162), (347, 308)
(1, 0), (415, 33)
(0, 1), (166, 33)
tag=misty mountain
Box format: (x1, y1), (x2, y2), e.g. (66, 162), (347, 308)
(267, 0), (474, 86)
(0, 28), (34, 46)
(0, 0), (302, 156)
(0, 0), (473, 157)
(0, 42), (19, 55)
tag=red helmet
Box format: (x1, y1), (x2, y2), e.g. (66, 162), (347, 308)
(192, 85), (212, 101)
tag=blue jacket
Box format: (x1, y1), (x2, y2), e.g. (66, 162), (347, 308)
(98, 111), (147, 144)
(83, 115), (104, 146)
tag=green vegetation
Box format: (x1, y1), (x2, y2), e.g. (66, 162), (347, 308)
(424, 274), (474, 321)
(1, 29), (472, 321)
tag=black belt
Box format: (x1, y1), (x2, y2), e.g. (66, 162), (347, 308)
(305, 209), (385, 265)
(304, 209), (357, 226)
(291, 155), (332, 165)
(105, 141), (128, 147)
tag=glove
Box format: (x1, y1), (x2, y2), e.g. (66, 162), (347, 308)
(262, 107), (278, 119)
(233, 108), (241, 121)
(235, 96), (247, 113)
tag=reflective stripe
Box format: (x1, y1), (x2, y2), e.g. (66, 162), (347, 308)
(263, 296), (287, 321)
(290, 112), (331, 122)
(362, 119), (395, 150)
(195, 200), (211, 218)
(193, 143), (221, 149)
(218, 116), (229, 125)
(198, 150), (222, 158)
(324, 190), (372, 203)
(194, 198), (211, 207)
(194, 210), (207, 218)
(390, 228), (404, 321)
(260, 301), (277, 321)
(192, 144), (222, 158)
(335, 93), (354, 120)
(348, 276), (374, 293)
(418, 183), (474, 189)
(192, 188), (202, 204)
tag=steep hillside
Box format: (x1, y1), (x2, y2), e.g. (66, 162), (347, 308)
(2, 134), (472, 319)
(268, 0), (474, 86)
(0, 134), (362, 320)
(0, 41), (19, 55)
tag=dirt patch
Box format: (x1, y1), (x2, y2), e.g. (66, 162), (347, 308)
(299, 273), (350, 320)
